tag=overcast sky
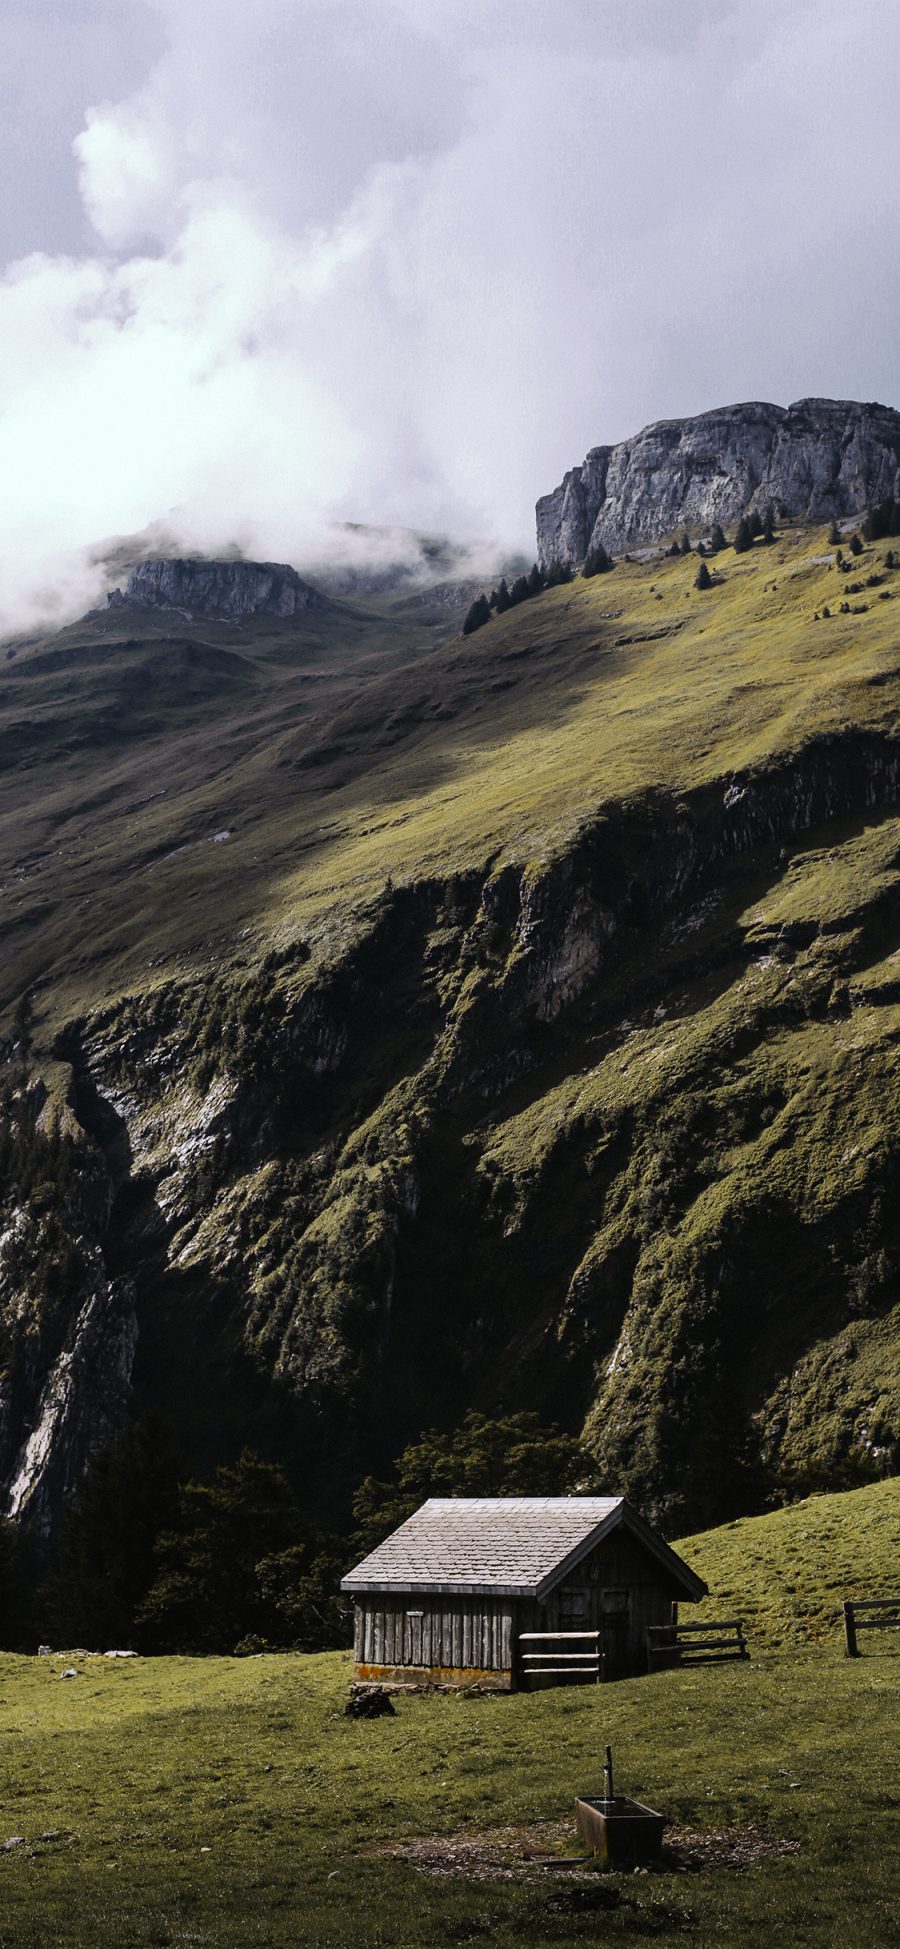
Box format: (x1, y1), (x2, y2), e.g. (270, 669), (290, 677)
(2, 0), (900, 632)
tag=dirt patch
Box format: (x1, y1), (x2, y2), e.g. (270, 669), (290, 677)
(377, 1817), (800, 1883)
(665, 1824), (802, 1872)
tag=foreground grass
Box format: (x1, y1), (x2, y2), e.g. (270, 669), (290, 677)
(0, 1650), (895, 1948)
(1, 1486), (898, 1948)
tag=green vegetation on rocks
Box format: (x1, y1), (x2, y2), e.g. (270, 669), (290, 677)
(1, 526), (900, 1544)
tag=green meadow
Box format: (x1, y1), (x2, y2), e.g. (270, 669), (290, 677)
(0, 1482), (896, 1948)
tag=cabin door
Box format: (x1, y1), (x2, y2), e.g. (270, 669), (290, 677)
(599, 1588), (631, 1679)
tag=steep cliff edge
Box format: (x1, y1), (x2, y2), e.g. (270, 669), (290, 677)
(536, 398), (900, 564)
(108, 557), (328, 619)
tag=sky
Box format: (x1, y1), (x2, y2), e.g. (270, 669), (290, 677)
(2, 0), (900, 634)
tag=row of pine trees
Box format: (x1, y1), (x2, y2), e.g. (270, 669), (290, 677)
(461, 499), (895, 635)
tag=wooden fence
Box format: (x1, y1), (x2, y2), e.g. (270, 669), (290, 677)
(843, 1597), (900, 1657)
(646, 1618), (749, 1669)
(518, 1631), (603, 1686)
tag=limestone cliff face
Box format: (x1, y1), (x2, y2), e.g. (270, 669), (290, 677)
(536, 398), (900, 564)
(108, 557), (327, 619)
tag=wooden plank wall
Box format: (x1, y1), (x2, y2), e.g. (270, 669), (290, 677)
(353, 1596), (513, 1674)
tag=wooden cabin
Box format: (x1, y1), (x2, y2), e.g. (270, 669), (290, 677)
(341, 1495), (707, 1690)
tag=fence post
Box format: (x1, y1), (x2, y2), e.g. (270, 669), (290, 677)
(843, 1601), (859, 1657)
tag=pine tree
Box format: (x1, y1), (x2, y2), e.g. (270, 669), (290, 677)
(509, 575), (530, 606)
(527, 562), (544, 596)
(494, 577), (511, 612)
(694, 559), (712, 590)
(733, 515), (753, 554)
(678, 532), (692, 555)
(462, 593), (491, 635)
(762, 504), (776, 545)
(828, 518), (841, 546)
(583, 542), (614, 577)
(708, 523), (727, 554)
(747, 508), (763, 541)
(849, 532), (863, 557)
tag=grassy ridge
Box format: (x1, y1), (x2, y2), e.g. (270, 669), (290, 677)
(3, 524), (900, 1039)
(0, 1483), (896, 1947)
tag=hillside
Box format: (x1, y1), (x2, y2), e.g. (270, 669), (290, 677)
(2, 518), (900, 1535)
(0, 1482), (896, 1949)
(681, 1475), (899, 1647)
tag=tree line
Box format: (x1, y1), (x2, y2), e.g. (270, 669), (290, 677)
(0, 1411), (597, 1658)
(462, 506), (790, 636)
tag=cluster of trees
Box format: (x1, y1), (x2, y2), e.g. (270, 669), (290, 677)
(463, 560), (572, 636)
(352, 1410), (596, 1557)
(862, 497), (900, 543)
(733, 505), (777, 554)
(664, 509), (777, 561)
(582, 542), (615, 576)
(2, 1412), (598, 1657)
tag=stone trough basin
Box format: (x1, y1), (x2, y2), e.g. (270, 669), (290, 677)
(575, 1795), (667, 1867)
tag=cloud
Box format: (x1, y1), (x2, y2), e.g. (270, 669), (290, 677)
(1, 0), (899, 635)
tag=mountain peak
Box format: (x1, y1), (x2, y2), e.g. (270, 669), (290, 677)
(108, 556), (328, 620)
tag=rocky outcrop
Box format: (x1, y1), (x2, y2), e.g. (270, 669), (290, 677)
(536, 398), (900, 565)
(5, 1278), (137, 1536)
(108, 557), (327, 619)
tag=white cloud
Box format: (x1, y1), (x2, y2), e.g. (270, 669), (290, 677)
(1, 0), (899, 635)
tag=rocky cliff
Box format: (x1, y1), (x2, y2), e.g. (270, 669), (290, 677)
(536, 398), (900, 564)
(3, 490), (900, 1552)
(108, 557), (327, 619)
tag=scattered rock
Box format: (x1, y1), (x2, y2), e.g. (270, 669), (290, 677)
(60, 1668), (79, 1680)
(37, 1645), (52, 1657)
(2, 1838), (25, 1851)
(345, 1686), (396, 1719)
(103, 1650), (137, 1659)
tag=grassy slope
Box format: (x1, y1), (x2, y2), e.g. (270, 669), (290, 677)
(0, 1482), (896, 1949)
(3, 526), (900, 1039)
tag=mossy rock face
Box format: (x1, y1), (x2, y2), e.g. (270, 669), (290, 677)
(2, 530), (900, 1532)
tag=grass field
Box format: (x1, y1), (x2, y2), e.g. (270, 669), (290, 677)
(0, 1483), (896, 1948)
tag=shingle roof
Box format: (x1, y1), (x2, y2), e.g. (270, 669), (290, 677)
(340, 1496), (706, 1600)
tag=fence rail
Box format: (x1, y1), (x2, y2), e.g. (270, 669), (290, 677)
(646, 1618), (749, 1669)
(518, 1630), (603, 1684)
(843, 1597), (900, 1657)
